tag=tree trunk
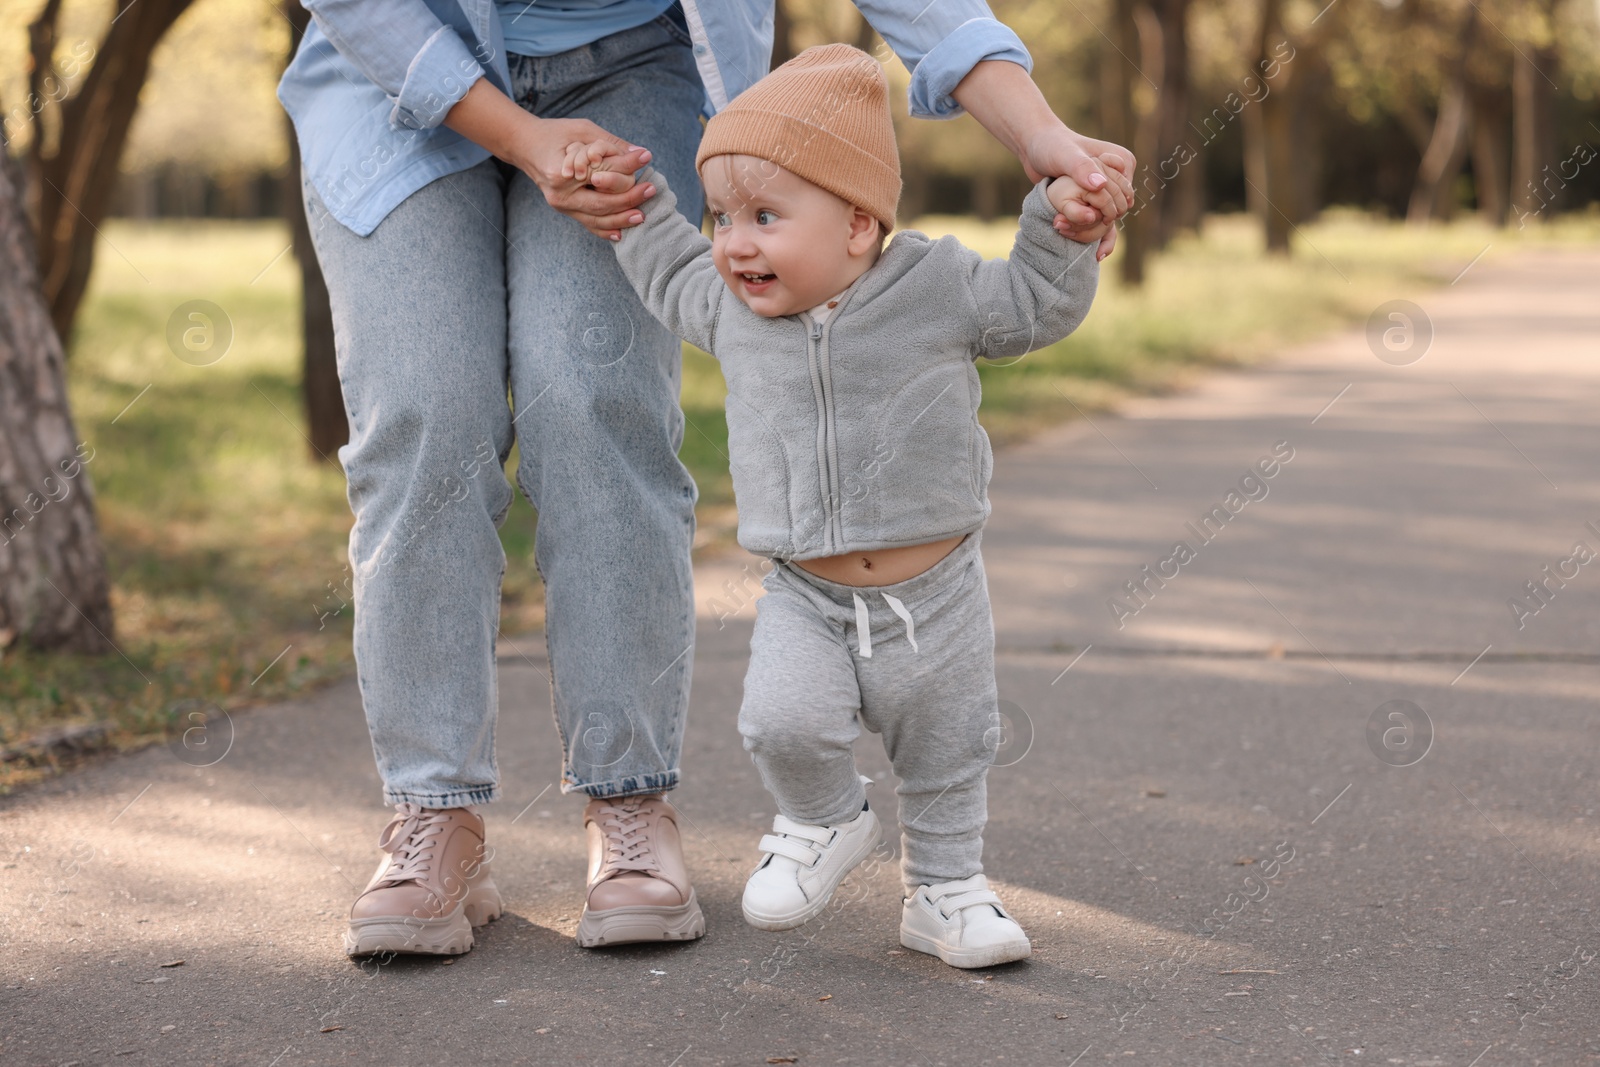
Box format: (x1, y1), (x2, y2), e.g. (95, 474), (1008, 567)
(1244, 0), (1299, 254)
(27, 0), (194, 351)
(1407, 9), (1478, 225)
(1151, 0), (1198, 246)
(1470, 81), (1511, 226)
(1511, 39), (1558, 222)
(0, 145), (113, 654)
(852, 9), (877, 54)
(283, 1), (347, 461)
(1105, 0), (1154, 286)
(771, 0), (796, 69)
(1290, 52), (1327, 225)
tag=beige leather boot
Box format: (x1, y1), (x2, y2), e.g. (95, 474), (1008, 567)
(576, 794), (705, 947)
(344, 804), (502, 957)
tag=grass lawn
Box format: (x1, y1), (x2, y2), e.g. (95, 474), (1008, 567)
(3, 207), (1596, 790)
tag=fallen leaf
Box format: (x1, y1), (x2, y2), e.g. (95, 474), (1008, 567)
(1055, 1013), (1070, 1020)
(817, 994), (833, 1001)
(1144, 789), (1166, 798)
(320, 1025), (343, 1033)
(766, 1058), (798, 1064)
(535, 1028), (552, 1035)
(440, 959), (454, 966)
(1232, 857), (1256, 866)
(886, 950), (905, 956)
(160, 960), (185, 968)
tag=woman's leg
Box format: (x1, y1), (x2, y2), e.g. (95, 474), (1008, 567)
(304, 158), (514, 809)
(502, 19), (706, 798)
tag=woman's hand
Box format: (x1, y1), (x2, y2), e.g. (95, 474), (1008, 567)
(1020, 127), (1136, 220)
(510, 117), (656, 239)
(949, 61), (1138, 257)
(444, 79), (655, 239)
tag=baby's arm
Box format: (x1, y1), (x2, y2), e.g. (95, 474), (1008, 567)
(964, 179), (1101, 362)
(566, 142), (725, 355)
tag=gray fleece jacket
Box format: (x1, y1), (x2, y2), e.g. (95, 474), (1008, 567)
(614, 166), (1099, 561)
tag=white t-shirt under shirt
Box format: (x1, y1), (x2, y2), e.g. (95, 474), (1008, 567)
(806, 293), (847, 325)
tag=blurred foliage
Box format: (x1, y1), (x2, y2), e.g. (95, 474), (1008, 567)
(4, 0), (1596, 213)
(1, 0), (288, 173)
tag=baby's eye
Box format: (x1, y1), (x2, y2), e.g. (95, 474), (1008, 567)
(755, 209), (777, 225)
(712, 211), (731, 228)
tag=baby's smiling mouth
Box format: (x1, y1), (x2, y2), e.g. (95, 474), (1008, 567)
(738, 272), (776, 284)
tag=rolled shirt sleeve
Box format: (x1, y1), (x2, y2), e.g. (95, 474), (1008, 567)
(851, 2), (1032, 119)
(905, 17), (1031, 119)
(303, 0), (488, 131)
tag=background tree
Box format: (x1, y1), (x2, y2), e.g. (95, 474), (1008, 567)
(1101, 0), (1199, 283)
(2, 0), (206, 652)
(0, 141), (112, 653)
(1510, 0), (1562, 219)
(23, 0), (195, 349)
(280, 0), (344, 460)
(1407, 4), (1479, 224)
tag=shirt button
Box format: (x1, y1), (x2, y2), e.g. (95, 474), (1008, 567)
(692, 42), (707, 55)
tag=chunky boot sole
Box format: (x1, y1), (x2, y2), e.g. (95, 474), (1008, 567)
(741, 818), (881, 932)
(343, 878), (503, 957)
(575, 889), (705, 947)
(898, 926), (1032, 969)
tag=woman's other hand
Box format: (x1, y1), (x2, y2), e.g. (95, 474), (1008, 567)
(444, 79), (655, 239)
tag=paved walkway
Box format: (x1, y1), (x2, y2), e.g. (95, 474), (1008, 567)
(4, 248), (1598, 1066)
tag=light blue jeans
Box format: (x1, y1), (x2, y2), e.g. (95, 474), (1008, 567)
(302, 15), (706, 808)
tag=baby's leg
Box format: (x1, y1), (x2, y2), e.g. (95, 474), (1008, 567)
(739, 571), (867, 825)
(857, 540), (998, 894)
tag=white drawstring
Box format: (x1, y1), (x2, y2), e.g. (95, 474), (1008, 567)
(853, 593), (873, 658)
(852, 592), (921, 657)
(882, 593), (918, 653)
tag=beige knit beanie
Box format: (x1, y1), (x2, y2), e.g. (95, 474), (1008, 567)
(696, 43), (902, 234)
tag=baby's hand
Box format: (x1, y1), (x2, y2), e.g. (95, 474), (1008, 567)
(561, 140), (631, 184)
(1047, 169), (1117, 262)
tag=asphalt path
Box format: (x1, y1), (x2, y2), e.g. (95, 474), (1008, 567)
(3, 247), (1597, 1066)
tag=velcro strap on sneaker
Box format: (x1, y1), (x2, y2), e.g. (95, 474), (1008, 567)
(931, 888), (1004, 915)
(758, 834), (822, 866)
(771, 815), (836, 845)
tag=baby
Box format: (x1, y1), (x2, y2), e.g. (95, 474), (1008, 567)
(571, 43), (1101, 968)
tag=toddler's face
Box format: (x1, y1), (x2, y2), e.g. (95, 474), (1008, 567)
(702, 154), (879, 318)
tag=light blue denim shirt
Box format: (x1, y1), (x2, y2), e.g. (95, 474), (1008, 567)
(278, 0), (1033, 236)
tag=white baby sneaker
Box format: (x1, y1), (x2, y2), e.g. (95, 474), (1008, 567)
(900, 874), (1032, 968)
(742, 806), (882, 931)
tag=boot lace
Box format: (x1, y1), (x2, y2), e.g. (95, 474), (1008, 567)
(374, 803), (454, 887)
(592, 796), (663, 879)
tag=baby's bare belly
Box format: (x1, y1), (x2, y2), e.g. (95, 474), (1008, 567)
(792, 535), (967, 588)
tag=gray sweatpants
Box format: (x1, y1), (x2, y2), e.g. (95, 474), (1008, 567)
(739, 533), (998, 892)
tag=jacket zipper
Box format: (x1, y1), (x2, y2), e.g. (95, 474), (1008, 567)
(802, 313), (839, 553)
(815, 315), (844, 550)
